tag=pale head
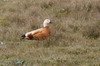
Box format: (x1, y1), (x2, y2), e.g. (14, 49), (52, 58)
(44, 19), (51, 24)
(43, 19), (51, 27)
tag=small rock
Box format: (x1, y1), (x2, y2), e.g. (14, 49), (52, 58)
(0, 42), (4, 45)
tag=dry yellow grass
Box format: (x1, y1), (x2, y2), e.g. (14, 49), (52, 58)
(0, 0), (100, 66)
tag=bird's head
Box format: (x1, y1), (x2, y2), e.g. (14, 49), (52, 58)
(44, 19), (52, 24)
(43, 19), (52, 27)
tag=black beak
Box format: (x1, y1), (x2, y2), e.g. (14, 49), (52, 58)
(50, 21), (52, 24)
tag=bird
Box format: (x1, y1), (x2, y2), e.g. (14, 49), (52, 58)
(21, 19), (52, 40)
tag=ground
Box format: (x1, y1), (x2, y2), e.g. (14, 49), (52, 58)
(0, 0), (100, 66)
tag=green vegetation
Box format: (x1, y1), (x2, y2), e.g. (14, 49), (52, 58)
(0, 0), (100, 66)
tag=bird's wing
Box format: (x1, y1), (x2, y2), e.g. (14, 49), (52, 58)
(32, 27), (51, 39)
(31, 28), (44, 35)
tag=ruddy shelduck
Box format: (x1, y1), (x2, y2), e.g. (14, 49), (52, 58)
(21, 19), (52, 40)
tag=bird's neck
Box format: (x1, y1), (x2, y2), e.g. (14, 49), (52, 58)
(43, 22), (48, 27)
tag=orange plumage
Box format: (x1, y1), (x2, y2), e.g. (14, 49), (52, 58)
(21, 19), (51, 40)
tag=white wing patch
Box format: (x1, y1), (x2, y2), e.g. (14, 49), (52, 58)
(25, 28), (43, 37)
(25, 31), (34, 36)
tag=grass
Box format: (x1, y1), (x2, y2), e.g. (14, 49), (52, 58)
(0, 0), (100, 66)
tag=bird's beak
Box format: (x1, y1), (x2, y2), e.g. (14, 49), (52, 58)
(50, 21), (52, 24)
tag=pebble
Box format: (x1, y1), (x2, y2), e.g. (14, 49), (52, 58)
(0, 42), (4, 45)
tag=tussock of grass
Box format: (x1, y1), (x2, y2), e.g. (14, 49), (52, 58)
(82, 22), (100, 39)
(40, 1), (54, 9)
